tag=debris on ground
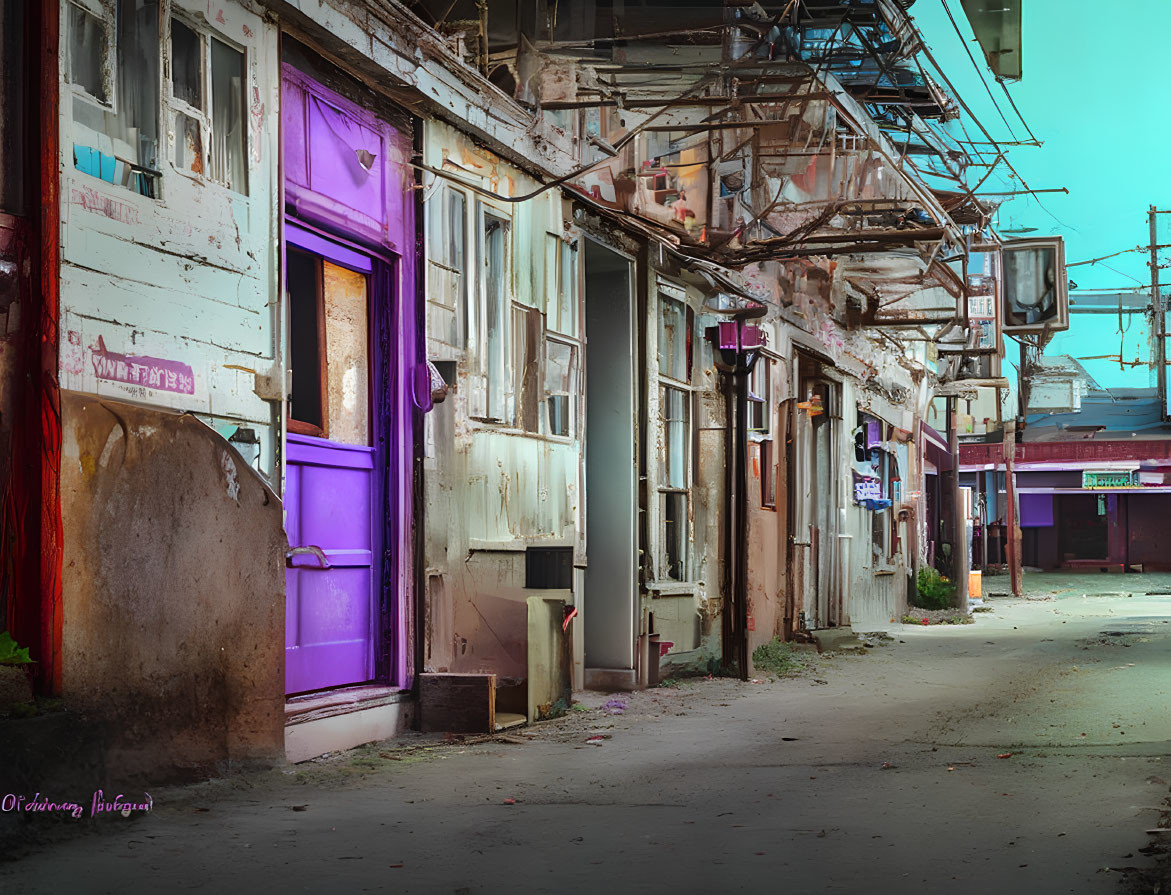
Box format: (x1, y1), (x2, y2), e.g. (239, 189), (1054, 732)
(496, 734), (530, 745)
(900, 609), (974, 626)
(751, 637), (807, 675)
(1117, 780), (1171, 893)
(602, 698), (627, 715)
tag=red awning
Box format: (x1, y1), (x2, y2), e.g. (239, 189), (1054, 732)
(920, 422), (952, 472)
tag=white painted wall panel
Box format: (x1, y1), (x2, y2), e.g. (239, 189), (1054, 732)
(59, 0), (281, 475)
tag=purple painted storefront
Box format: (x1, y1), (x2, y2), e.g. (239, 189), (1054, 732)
(962, 440), (1171, 572)
(281, 60), (420, 696)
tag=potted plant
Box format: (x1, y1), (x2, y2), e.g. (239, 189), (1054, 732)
(0, 631), (35, 713)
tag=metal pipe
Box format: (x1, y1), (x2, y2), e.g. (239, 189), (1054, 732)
(734, 366), (750, 681)
(721, 370), (735, 671)
(948, 396), (968, 610)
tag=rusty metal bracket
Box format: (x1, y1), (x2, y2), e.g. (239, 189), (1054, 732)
(286, 546), (331, 569)
(222, 363), (284, 403)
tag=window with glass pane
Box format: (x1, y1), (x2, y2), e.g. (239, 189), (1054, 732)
(484, 214), (508, 420)
(545, 234), (577, 337)
(544, 234), (559, 320)
(870, 450), (890, 560)
(168, 19), (247, 194)
(761, 439), (776, 508)
(426, 186), (467, 349)
(70, 3), (110, 103)
(174, 111), (203, 175)
(557, 240), (576, 336)
(659, 385), (689, 489)
(658, 295), (690, 382)
(70, 0), (161, 197)
(209, 37), (247, 192)
(512, 304), (540, 432)
(546, 338), (577, 437)
(662, 492), (688, 581)
(871, 507), (888, 560)
(444, 190), (467, 277)
(749, 357), (770, 432)
(170, 19), (201, 107)
(287, 247), (324, 431)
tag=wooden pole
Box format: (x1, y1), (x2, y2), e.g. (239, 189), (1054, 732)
(1004, 419), (1022, 597)
(1151, 206), (1166, 421)
(948, 397), (968, 609)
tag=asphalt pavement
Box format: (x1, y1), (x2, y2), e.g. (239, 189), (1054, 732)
(3, 571), (1171, 894)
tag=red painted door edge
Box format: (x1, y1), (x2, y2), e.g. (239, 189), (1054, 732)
(37, 0), (62, 694)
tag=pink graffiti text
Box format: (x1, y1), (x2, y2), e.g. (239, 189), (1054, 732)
(70, 186), (141, 227)
(90, 336), (195, 395)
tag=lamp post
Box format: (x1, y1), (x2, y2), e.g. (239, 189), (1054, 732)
(707, 309), (766, 680)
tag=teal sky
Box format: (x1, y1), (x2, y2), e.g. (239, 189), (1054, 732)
(912, 1), (1171, 390)
(912, 0), (1171, 291)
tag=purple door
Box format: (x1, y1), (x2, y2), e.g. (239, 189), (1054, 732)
(281, 63), (417, 695)
(285, 434), (377, 694)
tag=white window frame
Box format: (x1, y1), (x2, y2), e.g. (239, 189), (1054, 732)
(511, 300), (542, 433)
(425, 182), (470, 350)
(748, 354), (772, 435)
(165, 13), (248, 193)
(544, 231), (578, 338)
(427, 185), (469, 308)
(472, 202), (512, 424)
(66, 0), (117, 110)
(656, 282), (694, 584)
(544, 333), (579, 440)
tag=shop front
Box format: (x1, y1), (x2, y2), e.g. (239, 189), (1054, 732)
(1018, 468), (1171, 572)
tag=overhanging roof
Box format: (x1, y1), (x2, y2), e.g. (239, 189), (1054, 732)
(960, 439), (1171, 470)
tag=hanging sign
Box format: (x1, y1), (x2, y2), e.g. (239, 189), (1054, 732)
(1082, 469), (1139, 489)
(854, 477), (882, 502)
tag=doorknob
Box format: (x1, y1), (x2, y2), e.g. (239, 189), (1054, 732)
(286, 545), (331, 569)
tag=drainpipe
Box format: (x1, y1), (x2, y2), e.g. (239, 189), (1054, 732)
(733, 363), (750, 680)
(720, 370), (734, 669)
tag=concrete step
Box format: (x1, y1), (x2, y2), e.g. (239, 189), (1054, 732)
(810, 626), (866, 654)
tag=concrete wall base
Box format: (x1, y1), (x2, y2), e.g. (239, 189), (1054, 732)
(584, 668), (639, 691)
(285, 697), (414, 763)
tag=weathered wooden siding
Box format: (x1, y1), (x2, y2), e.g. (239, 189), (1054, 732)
(421, 120), (582, 690)
(58, 0), (281, 476)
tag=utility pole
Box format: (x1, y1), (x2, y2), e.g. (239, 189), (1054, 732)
(947, 396), (969, 610)
(1150, 205), (1166, 419)
(1004, 418), (1022, 597)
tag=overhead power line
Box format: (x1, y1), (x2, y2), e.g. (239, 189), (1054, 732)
(1067, 247), (1145, 268)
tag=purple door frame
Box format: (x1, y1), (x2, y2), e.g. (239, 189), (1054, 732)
(282, 62), (420, 693)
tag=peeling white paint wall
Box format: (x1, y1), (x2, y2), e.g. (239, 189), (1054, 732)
(421, 120), (583, 682)
(59, 0), (281, 478)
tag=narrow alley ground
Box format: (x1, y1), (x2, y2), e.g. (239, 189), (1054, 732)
(5, 572), (1171, 894)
